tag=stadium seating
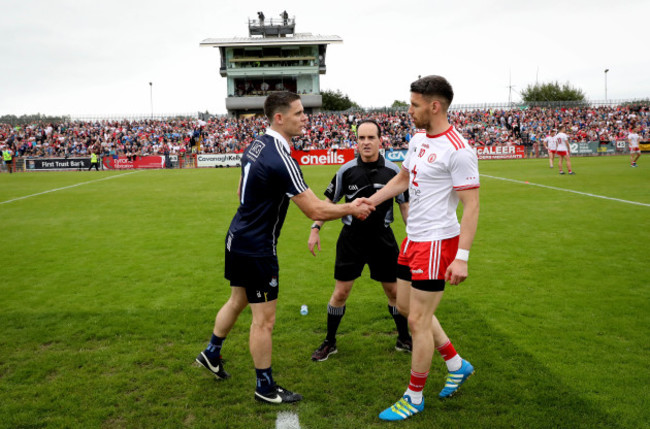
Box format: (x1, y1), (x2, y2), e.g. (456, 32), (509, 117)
(1, 105), (647, 158)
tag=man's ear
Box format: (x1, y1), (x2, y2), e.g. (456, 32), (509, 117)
(430, 98), (442, 115)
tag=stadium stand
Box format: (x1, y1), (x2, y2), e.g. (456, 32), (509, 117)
(1, 105), (648, 160)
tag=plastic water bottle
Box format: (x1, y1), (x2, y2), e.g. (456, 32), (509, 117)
(300, 305), (308, 316)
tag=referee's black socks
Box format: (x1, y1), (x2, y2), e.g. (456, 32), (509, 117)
(389, 305), (410, 341)
(326, 304), (346, 344)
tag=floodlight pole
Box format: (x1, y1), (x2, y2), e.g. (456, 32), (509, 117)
(604, 69), (609, 103)
(149, 82), (153, 119)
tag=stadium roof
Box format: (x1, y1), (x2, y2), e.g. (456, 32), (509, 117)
(200, 33), (343, 48)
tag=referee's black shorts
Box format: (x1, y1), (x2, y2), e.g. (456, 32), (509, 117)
(334, 226), (399, 283)
(224, 248), (279, 303)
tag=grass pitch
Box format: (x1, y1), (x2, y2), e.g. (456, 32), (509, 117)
(0, 156), (648, 428)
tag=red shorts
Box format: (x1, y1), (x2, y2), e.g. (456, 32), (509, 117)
(555, 150), (568, 156)
(397, 236), (459, 281)
(630, 147), (640, 153)
(549, 149), (557, 154)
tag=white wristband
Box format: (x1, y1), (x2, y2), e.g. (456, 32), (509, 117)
(455, 248), (469, 262)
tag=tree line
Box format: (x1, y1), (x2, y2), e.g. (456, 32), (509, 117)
(321, 81), (619, 111)
(1, 113), (71, 127)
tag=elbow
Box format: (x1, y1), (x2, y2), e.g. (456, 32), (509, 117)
(302, 206), (322, 221)
(306, 210), (321, 221)
(295, 194), (337, 221)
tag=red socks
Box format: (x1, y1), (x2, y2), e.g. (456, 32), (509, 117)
(436, 340), (457, 360)
(408, 369), (429, 393)
(437, 340), (463, 372)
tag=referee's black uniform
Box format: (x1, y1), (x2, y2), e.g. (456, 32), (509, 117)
(324, 154), (408, 282)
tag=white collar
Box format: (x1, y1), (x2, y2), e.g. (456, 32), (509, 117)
(265, 128), (291, 153)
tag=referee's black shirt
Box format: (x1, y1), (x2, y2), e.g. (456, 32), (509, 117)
(324, 155), (407, 231)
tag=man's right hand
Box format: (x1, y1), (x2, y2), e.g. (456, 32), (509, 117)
(350, 198), (375, 220)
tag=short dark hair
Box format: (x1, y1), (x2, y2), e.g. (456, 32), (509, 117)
(264, 91), (301, 122)
(410, 75), (454, 110)
(356, 119), (381, 138)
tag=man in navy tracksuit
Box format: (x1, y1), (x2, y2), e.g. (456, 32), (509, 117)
(195, 91), (374, 404)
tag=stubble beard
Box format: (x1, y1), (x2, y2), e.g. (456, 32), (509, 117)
(413, 117), (428, 130)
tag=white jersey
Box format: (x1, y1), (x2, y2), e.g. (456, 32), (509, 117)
(555, 132), (570, 151)
(628, 132), (640, 148)
(402, 126), (480, 241)
(544, 135), (557, 150)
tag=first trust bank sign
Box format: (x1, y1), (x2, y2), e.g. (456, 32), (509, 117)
(291, 149), (355, 165)
(25, 158), (91, 170)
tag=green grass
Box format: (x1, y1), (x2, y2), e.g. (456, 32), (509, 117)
(0, 156), (649, 428)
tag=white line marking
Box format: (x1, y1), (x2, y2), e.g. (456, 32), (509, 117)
(482, 174), (650, 207)
(0, 171), (142, 205)
(276, 411), (301, 429)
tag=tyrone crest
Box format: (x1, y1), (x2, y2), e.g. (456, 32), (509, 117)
(428, 153), (437, 163)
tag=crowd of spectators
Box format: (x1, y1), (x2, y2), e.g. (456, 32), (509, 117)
(1, 104), (648, 159)
(452, 104), (649, 147)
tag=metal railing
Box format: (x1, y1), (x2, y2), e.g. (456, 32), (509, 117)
(450, 98), (650, 111)
(345, 98), (650, 114)
(69, 112), (199, 122)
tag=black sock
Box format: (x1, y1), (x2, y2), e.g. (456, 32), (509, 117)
(204, 333), (225, 362)
(256, 366), (274, 394)
(389, 305), (410, 340)
(326, 304), (345, 343)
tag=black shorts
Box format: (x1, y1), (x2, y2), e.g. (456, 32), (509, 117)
(396, 265), (445, 291)
(224, 249), (279, 303)
(397, 263), (411, 281)
(334, 226), (399, 282)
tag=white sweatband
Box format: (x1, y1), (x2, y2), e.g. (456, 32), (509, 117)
(455, 248), (470, 262)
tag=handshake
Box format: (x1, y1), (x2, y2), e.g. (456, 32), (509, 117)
(350, 197), (375, 220)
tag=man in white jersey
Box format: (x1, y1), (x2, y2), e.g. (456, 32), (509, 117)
(363, 75), (480, 421)
(543, 129), (558, 168)
(628, 127), (641, 167)
(555, 125), (574, 175)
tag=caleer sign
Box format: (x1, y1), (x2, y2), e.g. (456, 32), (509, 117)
(476, 145), (525, 160)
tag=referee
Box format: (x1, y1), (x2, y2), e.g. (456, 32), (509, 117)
(309, 119), (411, 362)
